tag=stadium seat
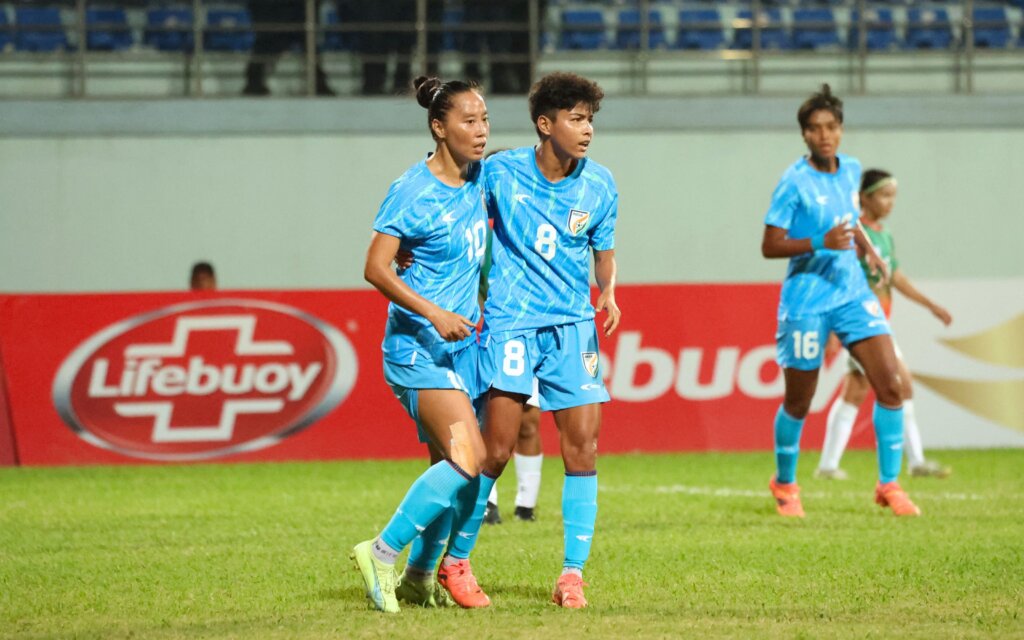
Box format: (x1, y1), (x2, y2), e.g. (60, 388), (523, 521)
(86, 7), (133, 51)
(144, 6), (194, 52)
(792, 8), (840, 50)
(0, 6), (11, 52)
(441, 5), (464, 52)
(204, 6), (253, 52)
(322, 5), (350, 51)
(971, 6), (1011, 49)
(847, 7), (898, 51)
(676, 9), (725, 51)
(14, 6), (69, 52)
(904, 8), (953, 49)
(615, 9), (666, 50)
(731, 9), (789, 50)
(558, 10), (607, 50)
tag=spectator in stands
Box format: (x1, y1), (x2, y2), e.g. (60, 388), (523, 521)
(190, 261), (217, 291)
(348, 0), (441, 95)
(243, 0), (336, 97)
(464, 0), (541, 95)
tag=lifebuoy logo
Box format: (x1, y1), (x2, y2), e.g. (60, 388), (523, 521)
(52, 299), (357, 461)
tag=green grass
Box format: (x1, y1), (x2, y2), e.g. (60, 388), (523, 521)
(2, 450), (1023, 639)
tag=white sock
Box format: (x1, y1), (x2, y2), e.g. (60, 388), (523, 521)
(488, 483), (498, 505)
(371, 537), (399, 565)
(561, 567), (583, 578)
(819, 400), (858, 470)
(514, 453), (543, 508)
(903, 400), (926, 467)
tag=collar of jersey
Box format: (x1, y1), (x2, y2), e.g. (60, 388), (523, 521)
(530, 150), (587, 190)
(800, 155), (845, 178)
(419, 156), (479, 191)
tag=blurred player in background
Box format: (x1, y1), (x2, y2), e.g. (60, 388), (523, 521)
(483, 389), (544, 524)
(189, 262), (216, 290)
(350, 75), (491, 613)
(761, 85), (920, 518)
(816, 169), (953, 480)
(460, 72), (620, 608)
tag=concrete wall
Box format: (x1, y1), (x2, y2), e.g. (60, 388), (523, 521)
(1, 95), (1021, 292)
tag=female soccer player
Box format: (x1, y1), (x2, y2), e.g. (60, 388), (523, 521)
(458, 72), (621, 608)
(762, 85), (920, 518)
(816, 170), (953, 480)
(351, 75), (492, 613)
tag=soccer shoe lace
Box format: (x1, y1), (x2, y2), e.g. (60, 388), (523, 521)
(552, 573), (588, 609)
(769, 476), (805, 517)
(875, 481), (921, 516)
(437, 559), (491, 608)
(350, 540), (400, 613)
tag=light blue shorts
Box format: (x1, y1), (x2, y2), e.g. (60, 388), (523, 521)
(776, 295), (891, 371)
(480, 320), (610, 411)
(384, 335), (483, 443)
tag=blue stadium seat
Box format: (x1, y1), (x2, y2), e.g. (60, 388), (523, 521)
(558, 10), (607, 50)
(440, 6), (465, 52)
(676, 9), (725, 50)
(0, 7), (11, 52)
(14, 6), (69, 52)
(86, 7), (133, 51)
(792, 8), (840, 50)
(615, 9), (666, 50)
(204, 6), (253, 52)
(848, 7), (897, 51)
(144, 7), (194, 52)
(731, 9), (789, 50)
(971, 6), (1011, 49)
(904, 7), (953, 49)
(322, 5), (350, 51)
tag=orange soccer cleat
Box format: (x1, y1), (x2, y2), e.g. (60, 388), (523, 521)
(552, 573), (588, 609)
(436, 559), (491, 608)
(875, 481), (921, 516)
(769, 476), (805, 517)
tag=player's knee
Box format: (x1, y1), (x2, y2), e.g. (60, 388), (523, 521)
(873, 372), (903, 406)
(783, 399), (812, 420)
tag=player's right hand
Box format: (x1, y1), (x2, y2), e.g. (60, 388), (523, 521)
(394, 249), (414, 269)
(429, 309), (476, 342)
(824, 223), (854, 250)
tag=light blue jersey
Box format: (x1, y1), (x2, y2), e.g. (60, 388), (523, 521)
(373, 158), (488, 355)
(482, 147), (618, 335)
(764, 154), (873, 319)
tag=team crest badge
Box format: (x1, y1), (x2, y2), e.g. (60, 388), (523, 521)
(581, 351), (599, 377)
(567, 209), (591, 236)
(862, 300), (883, 317)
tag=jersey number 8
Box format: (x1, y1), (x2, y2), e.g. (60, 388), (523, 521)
(534, 224), (558, 260)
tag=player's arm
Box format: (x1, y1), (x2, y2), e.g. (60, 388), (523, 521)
(593, 249), (620, 337)
(852, 221), (890, 283)
(364, 231), (475, 341)
(892, 269), (952, 326)
(761, 224), (853, 258)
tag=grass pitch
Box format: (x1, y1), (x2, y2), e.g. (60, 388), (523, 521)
(2, 450), (1022, 639)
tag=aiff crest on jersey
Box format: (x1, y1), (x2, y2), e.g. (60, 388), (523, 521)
(568, 209), (591, 236)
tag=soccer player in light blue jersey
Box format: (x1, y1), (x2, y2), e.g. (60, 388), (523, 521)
(761, 84), (920, 518)
(468, 72), (622, 608)
(351, 76), (493, 613)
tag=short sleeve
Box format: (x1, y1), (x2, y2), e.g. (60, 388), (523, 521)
(764, 177), (801, 230)
(589, 189), (617, 251)
(373, 182), (421, 240)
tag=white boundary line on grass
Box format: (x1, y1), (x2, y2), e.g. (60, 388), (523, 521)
(602, 484), (989, 501)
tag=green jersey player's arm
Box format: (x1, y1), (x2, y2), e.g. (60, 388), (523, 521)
(891, 269), (953, 326)
(593, 248), (620, 337)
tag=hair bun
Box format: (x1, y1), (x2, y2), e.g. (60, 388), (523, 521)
(414, 76), (442, 109)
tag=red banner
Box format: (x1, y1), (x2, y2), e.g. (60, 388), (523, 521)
(0, 285), (854, 466)
(0, 295), (17, 466)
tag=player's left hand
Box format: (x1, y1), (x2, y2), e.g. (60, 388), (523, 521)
(596, 291), (621, 337)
